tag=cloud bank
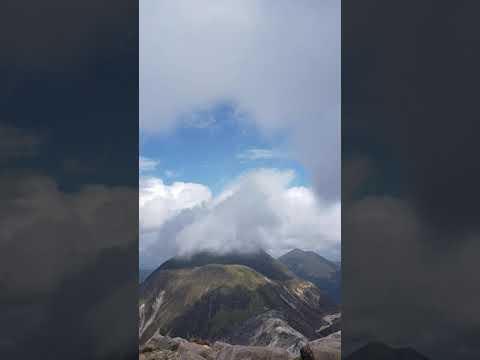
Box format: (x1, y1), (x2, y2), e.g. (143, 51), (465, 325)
(140, 0), (340, 199)
(0, 174), (136, 296)
(0, 172), (138, 358)
(140, 169), (340, 268)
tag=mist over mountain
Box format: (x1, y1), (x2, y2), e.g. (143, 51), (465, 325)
(140, 169), (341, 271)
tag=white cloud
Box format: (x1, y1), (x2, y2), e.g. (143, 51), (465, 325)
(139, 156), (159, 172)
(140, 169), (340, 268)
(139, 177), (212, 251)
(237, 148), (289, 161)
(140, 0), (340, 199)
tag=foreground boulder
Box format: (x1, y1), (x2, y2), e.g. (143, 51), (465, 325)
(140, 349), (180, 360)
(300, 331), (340, 360)
(141, 332), (215, 360)
(140, 331), (343, 360)
(214, 342), (292, 360)
(140, 333), (294, 360)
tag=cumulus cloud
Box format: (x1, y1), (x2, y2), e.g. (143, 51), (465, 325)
(139, 177), (212, 252)
(140, 0), (340, 199)
(140, 169), (340, 268)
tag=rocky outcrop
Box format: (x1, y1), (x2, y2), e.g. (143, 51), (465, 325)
(140, 333), (293, 360)
(141, 333), (216, 360)
(316, 313), (341, 338)
(300, 331), (341, 360)
(229, 310), (308, 355)
(141, 332), (342, 360)
(214, 342), (292, 360)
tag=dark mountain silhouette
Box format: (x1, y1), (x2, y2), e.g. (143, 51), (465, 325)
(345, 342), (430, 360)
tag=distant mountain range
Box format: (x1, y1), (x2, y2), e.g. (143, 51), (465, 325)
(139, 249), (339, 356)
(278, 249), (341, 304)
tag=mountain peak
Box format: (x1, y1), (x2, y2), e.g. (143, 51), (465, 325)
(154, 249), (294, 282)
(140, 250), (330, 348)
(286, 248), (308, 256)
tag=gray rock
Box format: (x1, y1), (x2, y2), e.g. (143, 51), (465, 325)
(300, 331), (341, 360)
(230, 311), (308, 355)
(139, 350), (180, 360)
(177, 341), (215, 360)
(143, 333), (214, 360)
(316, 313), (341, 338)
(214, 342), (293, 360)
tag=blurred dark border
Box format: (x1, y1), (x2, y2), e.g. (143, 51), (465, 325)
(1, 1), (138, 359)
(343, 1), (480, 359)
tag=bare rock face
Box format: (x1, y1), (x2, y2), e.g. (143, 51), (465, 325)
(300, 331), (341, 360)
(229, 310), (308, 355)
(316, 313), (341, 338)
(140, 349), (180, 360)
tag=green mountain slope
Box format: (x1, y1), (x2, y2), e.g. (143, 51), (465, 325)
(139, 251), (332, 347)
(279, 249), (341, 304)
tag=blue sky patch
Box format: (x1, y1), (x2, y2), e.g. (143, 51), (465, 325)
(140, 103), (310, 194)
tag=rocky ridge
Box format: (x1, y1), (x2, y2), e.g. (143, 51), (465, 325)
(140, 331), (341, 360)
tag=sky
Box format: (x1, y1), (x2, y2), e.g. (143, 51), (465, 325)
(139, 0), (341, 269)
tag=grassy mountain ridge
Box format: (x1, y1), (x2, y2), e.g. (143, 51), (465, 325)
(139, 251), (333, 347)
(155, 250), (295, 281)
